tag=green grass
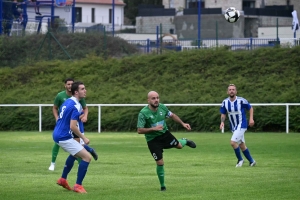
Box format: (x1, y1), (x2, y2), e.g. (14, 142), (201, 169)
(0, 132), (299, 200)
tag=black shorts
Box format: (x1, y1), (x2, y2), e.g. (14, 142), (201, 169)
(147, 130), (179, 161)
(72, 132), (79, 138)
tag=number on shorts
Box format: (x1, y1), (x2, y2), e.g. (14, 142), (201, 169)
(152, 153), (157, 160)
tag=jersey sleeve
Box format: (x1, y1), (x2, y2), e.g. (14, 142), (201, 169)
(160, 103), (173, 118)
(241, 98), (252, 110)
(220, 101), (227, 114)
(79, 98), (87, 108)
(137, 112), (146, 128)
(71, 107), (81, 121)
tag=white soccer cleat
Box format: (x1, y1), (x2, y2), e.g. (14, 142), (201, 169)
(48, 163), (55, 171)
(236, 160), (244, 167)
(249, 160), (256, 167)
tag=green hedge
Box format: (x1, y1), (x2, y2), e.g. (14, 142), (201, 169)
(1, 46), (300, 132)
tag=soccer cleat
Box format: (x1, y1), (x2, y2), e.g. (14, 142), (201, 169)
(236, 160), (244, 167)
(57, 178), (72, 190)
(183, 138), (196, 148)
(161, 186), (166, 191)
(249, 160), (256, 167)
(73, 184), (87, 193)
(49, 163), (55, 171)
(90, 148), (98, 161)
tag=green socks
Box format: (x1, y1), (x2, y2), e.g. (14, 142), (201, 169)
(51, 143), (60, 163)
(156, 165), (165, 187)
(178, 139), (187, 147)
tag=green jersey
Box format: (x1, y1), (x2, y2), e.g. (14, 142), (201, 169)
(54, 91), (86, 111)
(137, 103), (172, 142)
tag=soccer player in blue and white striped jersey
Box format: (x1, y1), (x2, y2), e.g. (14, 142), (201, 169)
(219, 84), (256, 167)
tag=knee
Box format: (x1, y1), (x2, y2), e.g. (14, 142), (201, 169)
(156, 159), (164, 165)
(239, 143), (246, 151)
(230, 140), (238, 148)
(82, 153), (92, 162)
(176, 143), (183, 149)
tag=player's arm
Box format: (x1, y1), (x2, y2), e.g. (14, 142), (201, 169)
(52, 95), (60, 121)
(248, 107), (254, 127)
(79, 99), (88, 122)
(220, 101), (227, 130)
(80, 106), (88, 122)
(70, 120), (89, 144)
(220, 114), (226, 130)
(52, 105), (59, 121)
(137, 113), (163, 134)
(169, 112), (191, 131)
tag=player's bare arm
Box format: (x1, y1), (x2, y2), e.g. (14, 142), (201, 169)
(70, 120), (89, 144)
(137, 125), (163, 134)
(248, 107), (254, 127)
(52, 105), (59, 121)
(220, 114), (226, 130)
(170, 113), (191, 131)
(80, 106), (89, 122)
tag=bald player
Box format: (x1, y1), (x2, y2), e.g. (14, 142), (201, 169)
(137, 91), (197, 191)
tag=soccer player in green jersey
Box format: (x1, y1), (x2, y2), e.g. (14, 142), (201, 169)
(137, 91), (196, 191)
(49, 78), (97, 171)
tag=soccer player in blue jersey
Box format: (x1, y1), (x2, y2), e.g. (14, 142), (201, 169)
(219, 84), (256, 167)
(53, 81), (92, 193)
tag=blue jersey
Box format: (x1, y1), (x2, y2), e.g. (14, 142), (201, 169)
(53, 97), (82, 143)
(220, 96), (252, 131)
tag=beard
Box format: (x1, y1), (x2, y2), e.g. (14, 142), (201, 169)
(149, 103), (159, 109)
(229, 94), (235, 98)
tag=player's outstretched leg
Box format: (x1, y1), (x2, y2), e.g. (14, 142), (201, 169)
(83, 145), (98, 161)
(179, 138), (196, 148)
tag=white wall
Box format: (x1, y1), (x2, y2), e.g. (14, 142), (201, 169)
(77, 4), (123, 25)
(258, 27), (298, 38)
(25, 4), (124, 25)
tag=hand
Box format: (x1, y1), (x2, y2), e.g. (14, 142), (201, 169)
(83, 137), (90, 145)
(80, 114), (87, 123)
(249, 119), (254, 127)
(183, 123), (191, 131)
(220, 122), (224, 130)
(153, 125), (163, 131)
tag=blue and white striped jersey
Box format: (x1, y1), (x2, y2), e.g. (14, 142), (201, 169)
(53, 96), (82, 143)
(220, 96), (252, 131)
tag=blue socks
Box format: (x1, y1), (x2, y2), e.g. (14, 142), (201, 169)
(234, 147), (243, 161)
(242, 148), (254, 163)
(62, 155), (76, 179)
(234, 147), (254, 162)
(83, 144), (93, 153)
(76, 160), (90, 185)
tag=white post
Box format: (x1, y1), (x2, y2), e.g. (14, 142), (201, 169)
(286, 104), (289, 134)
(98, 105), (101, 133)
(39, 105), (42, 132)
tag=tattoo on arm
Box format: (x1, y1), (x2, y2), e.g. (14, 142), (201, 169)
(221, 116), (225, 122)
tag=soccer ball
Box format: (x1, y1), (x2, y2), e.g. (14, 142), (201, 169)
(224, 7), (240, 23)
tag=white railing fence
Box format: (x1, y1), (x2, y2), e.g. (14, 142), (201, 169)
(0, 103), (300, 133)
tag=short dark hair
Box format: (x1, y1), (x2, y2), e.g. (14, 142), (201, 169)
(71, 81), (84, 95)
(64, 78), (74, 83)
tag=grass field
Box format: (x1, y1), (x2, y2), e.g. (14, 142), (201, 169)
(0, 132), (299, 200)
